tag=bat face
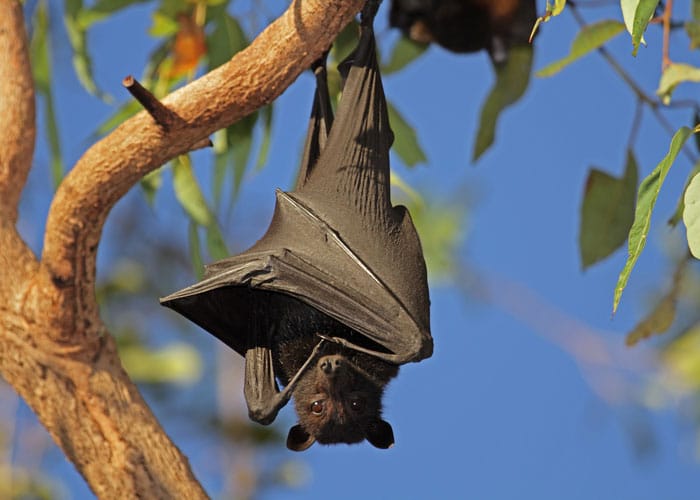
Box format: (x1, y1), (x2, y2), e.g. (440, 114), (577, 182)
(270, 300), (399, 450)
(287, 354), (396, 451)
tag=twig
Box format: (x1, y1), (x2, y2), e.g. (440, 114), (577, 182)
(569, 3), (698, 164)
(662, 0), (673, 70)
(627, 99), (644, 150)
(123, 75), (179, 131)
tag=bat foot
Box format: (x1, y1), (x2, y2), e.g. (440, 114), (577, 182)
(361, 0), (379, 25)
(316, 333), (338, 345)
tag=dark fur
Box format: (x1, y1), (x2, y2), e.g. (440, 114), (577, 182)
(265, 294), (399, 449)
(389, 0), (536, 62)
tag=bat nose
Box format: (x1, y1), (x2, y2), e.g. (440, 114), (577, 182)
(319, 355), (344, 375)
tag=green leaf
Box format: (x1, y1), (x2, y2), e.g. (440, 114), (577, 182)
(621, 0), (646, 45)
(255, 105), (274, 171)
(331, 21), (360, 65)
(668, 160), (700, 227)
(149, 10), (179, 37)
(175, 157), (229, 266)
(387, 102), (427, 167)
(155, 0), (193, 18)
(550, 0), (567, 16)
(685, 20), (700, 50)
(30, 0), (64, 188)
(627, 258), (685, 346)
(531, 0), (567, 39)
(390, 173), (464, 282)
(383, 37), (428, 75)
(95, 100), (141, 136)
(76, 0), (151, 29)
(206, 224), (229, 261)
(411, 203), (463, 282)
(230, 113), (257, 198)
(95, 260), (147, 303)
(212, 129), (229, 206)
(63, 0), (111, 101)
(656, 63), (700, 105)
(474, 45), (532, 161)
(207, 12), (247, 71)
(613, 127), (692, 313)
(173, 156), (214, 226)
(140, 167), (163, 206)
(579, 150), (638, 269)
(660, 325), (700, 392)
(207, 14), (254, 203)
(188, 221), (204, 279)
(631, 0), (660, 56)
(30, 1), (50, 94)
(536, 21), (625, 78)
(683, 171), (700, 258)
(119, 342), (203, 384)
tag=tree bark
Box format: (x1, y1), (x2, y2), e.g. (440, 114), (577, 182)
(0, 0), (364, 497)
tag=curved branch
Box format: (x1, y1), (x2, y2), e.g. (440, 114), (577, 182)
(0, 0), (36, 223)
(40, 0), (365, 333)
(0, 0), (363, 496)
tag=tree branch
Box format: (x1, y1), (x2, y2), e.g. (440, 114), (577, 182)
(40, 0), (364, 339)
(0, 0), (365, 497)
(0, 0), (36, 223)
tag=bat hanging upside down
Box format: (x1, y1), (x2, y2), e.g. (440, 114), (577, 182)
(389, 0), (537, 63)
(161, 1), (432, 451)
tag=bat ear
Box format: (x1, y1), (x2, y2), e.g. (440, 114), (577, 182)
(365, 419), (394, 449)
(286, 424), (316, 452)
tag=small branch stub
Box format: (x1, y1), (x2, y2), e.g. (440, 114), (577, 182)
(191, 137), (213, 150)
(123, 75), (178, 131)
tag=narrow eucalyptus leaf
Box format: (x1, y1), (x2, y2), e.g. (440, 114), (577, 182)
(631, 0), (660, 56)
(613, 127), (692, 313)
(474, 45), (532, 161)
(387, 102), (427, 167)
(536, 21), (624, 78)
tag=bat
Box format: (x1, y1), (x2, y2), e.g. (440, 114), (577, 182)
(160, 2), (432, 451)
(389, 0), (537, 63)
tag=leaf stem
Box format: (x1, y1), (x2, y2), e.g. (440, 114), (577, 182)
(662, 0), (673, 70)
(627, 99), (644, 150)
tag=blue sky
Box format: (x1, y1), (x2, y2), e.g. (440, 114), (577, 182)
(16, 0), (700, 498)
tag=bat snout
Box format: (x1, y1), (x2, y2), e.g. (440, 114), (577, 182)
(319, 355), (345, 377)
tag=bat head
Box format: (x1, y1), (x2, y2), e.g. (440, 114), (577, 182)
(286, 354), (395, 451)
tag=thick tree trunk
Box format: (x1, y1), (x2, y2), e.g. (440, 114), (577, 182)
(0, 0), (364, 496)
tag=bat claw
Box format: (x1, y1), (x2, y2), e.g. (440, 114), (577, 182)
(316, 333), (336, 343)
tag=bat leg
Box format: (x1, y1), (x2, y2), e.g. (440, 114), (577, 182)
(312, 56), (332, 134)
(244, 332), (325, 425)
(361, 0), (380, 24)
(279, 339), (326, 395)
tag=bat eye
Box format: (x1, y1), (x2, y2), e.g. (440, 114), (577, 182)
(310, 400), (324, 415)
(349, 398), (365, 412)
